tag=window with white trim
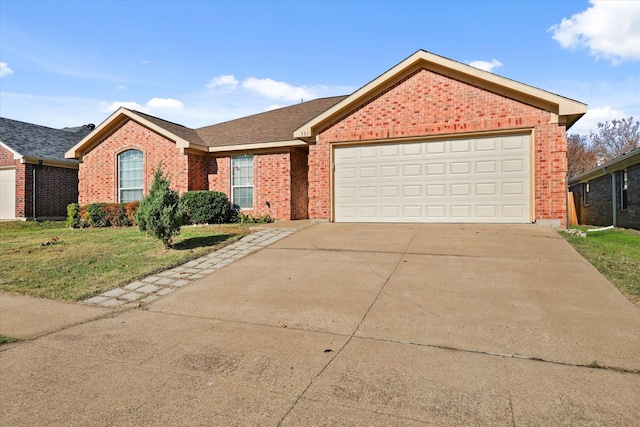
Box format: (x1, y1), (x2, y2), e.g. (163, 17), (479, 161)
(118, 149), (143, 202)
(619, 169), (628, 210)
(231, 155), (253, 209)
(583, 182), (590, 206)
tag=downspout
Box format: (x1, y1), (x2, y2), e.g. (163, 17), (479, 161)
(32, 165), (36, 220)
(32, 160), (42, 220)
(602, 166), (617, 227)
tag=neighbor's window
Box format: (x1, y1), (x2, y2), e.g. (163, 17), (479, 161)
(583, 182), (590, 206)
(118, 149), (144, 202)
(231, 154), (253, 209)
(619, 169), (628, 210)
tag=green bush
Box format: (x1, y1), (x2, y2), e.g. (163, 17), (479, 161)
(180, 191), (229, 224)
(86, 203), (108, 227)
(65, 203), (82, 228)
(136, 166), (182, 248)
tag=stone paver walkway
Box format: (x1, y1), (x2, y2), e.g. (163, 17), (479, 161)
(83, 228), (296, 308)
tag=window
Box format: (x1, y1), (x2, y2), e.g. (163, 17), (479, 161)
(619, 169), (628, 210)
(231, 155), (253, 209)
(118, 150), (143, 202)
(583, 182), (590, 206)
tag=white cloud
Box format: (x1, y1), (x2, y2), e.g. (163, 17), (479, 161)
(242, 77), (316, 101)
(101, 97), (183, 114)
(570, 106), (627, 135)
(104, 101), (143, 111)
(467, 59), (503, 73)
(206, 74), (239, 90)
(549, 0), (640, 63)
(0, 62), (14, 77)
(146, 97), (184, 110)
(117, 85), (126, 91)
(141, 59), (150, 65)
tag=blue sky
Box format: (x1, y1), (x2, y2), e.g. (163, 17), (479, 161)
(1, 0), (639, 135)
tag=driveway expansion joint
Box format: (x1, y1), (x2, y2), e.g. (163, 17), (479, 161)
(82, 228), (297, 308)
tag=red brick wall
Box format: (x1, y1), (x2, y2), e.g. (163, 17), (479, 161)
(208, 157), (230, 194)
(0, 145), (14, 166)
(208, 151), (301, 220)
(187, 153), (213, 191)
(78, 120), (188, 204)
(290, 148), (309, 220)
(311, 68), (569, 226)
(14, 163), (27, 218)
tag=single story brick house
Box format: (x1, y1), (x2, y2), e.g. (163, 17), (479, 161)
(568, 147), (640, 230)
(0, 117), (93, 220)
(66, 50), (586, 226)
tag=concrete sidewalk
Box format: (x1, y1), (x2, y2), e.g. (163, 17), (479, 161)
(1, 223), (639, 425)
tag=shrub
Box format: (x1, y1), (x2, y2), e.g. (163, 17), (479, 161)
(136, 166), (182, 248)
(65, 203), (82, 228)
(103, 203), (124, 226)
(86, 203), (108, 227)
(180, 191), (229, 224)
(124, 201), (139, 226)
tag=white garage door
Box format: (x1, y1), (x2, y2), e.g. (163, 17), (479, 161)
(0, 168), (16, 220)
(334, 134), (531, 223)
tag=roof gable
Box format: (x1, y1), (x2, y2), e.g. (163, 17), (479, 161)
(0, 117), (91, 164)
(65, 108), (205, 159)
(295, 50), (587, 139)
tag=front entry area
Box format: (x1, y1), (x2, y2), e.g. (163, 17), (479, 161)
(333, 134), (531, 223)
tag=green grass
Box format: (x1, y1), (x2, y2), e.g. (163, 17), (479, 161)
(0, 221), (252, 301)
(0, 334), (19, 346)
(561, 227), (640, 307)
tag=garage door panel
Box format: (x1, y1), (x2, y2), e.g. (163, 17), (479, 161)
(0, 168), (17, 220)
(476, 160), (497, 174)
(476, 138), (498, 152)
(451, 140), (471, 153)
(403, 164), (421, 176)
(403, 143), (422, 156)
(334, 134), (530, 223)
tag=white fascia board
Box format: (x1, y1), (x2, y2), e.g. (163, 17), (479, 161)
(21, 156), (79, 169)
(207, 140), (307, 153)
(0, 140), (23, 159)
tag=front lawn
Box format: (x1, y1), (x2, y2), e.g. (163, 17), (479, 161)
(561, 227), (640, 308)
(0, 221), (252, 301)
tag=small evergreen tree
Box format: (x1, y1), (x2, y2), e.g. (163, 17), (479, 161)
(136, 165), (182, 248)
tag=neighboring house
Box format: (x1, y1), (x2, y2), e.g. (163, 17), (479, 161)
(568, 147), (640, 230)
(0, 117), (94, 220)
(66, 50), (586, 227)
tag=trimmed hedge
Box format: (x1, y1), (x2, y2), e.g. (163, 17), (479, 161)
(66, 202), (139, 228)
(180, 191), (229, 224)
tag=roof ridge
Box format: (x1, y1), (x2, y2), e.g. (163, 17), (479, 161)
(129, 109), (193, 130)
(195, 95), (348, 131)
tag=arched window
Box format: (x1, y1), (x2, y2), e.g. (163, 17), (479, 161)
(118, 150), (143, 202)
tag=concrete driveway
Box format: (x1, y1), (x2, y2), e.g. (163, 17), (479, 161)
(1, 223), (639, 425)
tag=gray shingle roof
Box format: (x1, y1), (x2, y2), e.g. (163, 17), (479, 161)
(0, 117), (93, 162)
